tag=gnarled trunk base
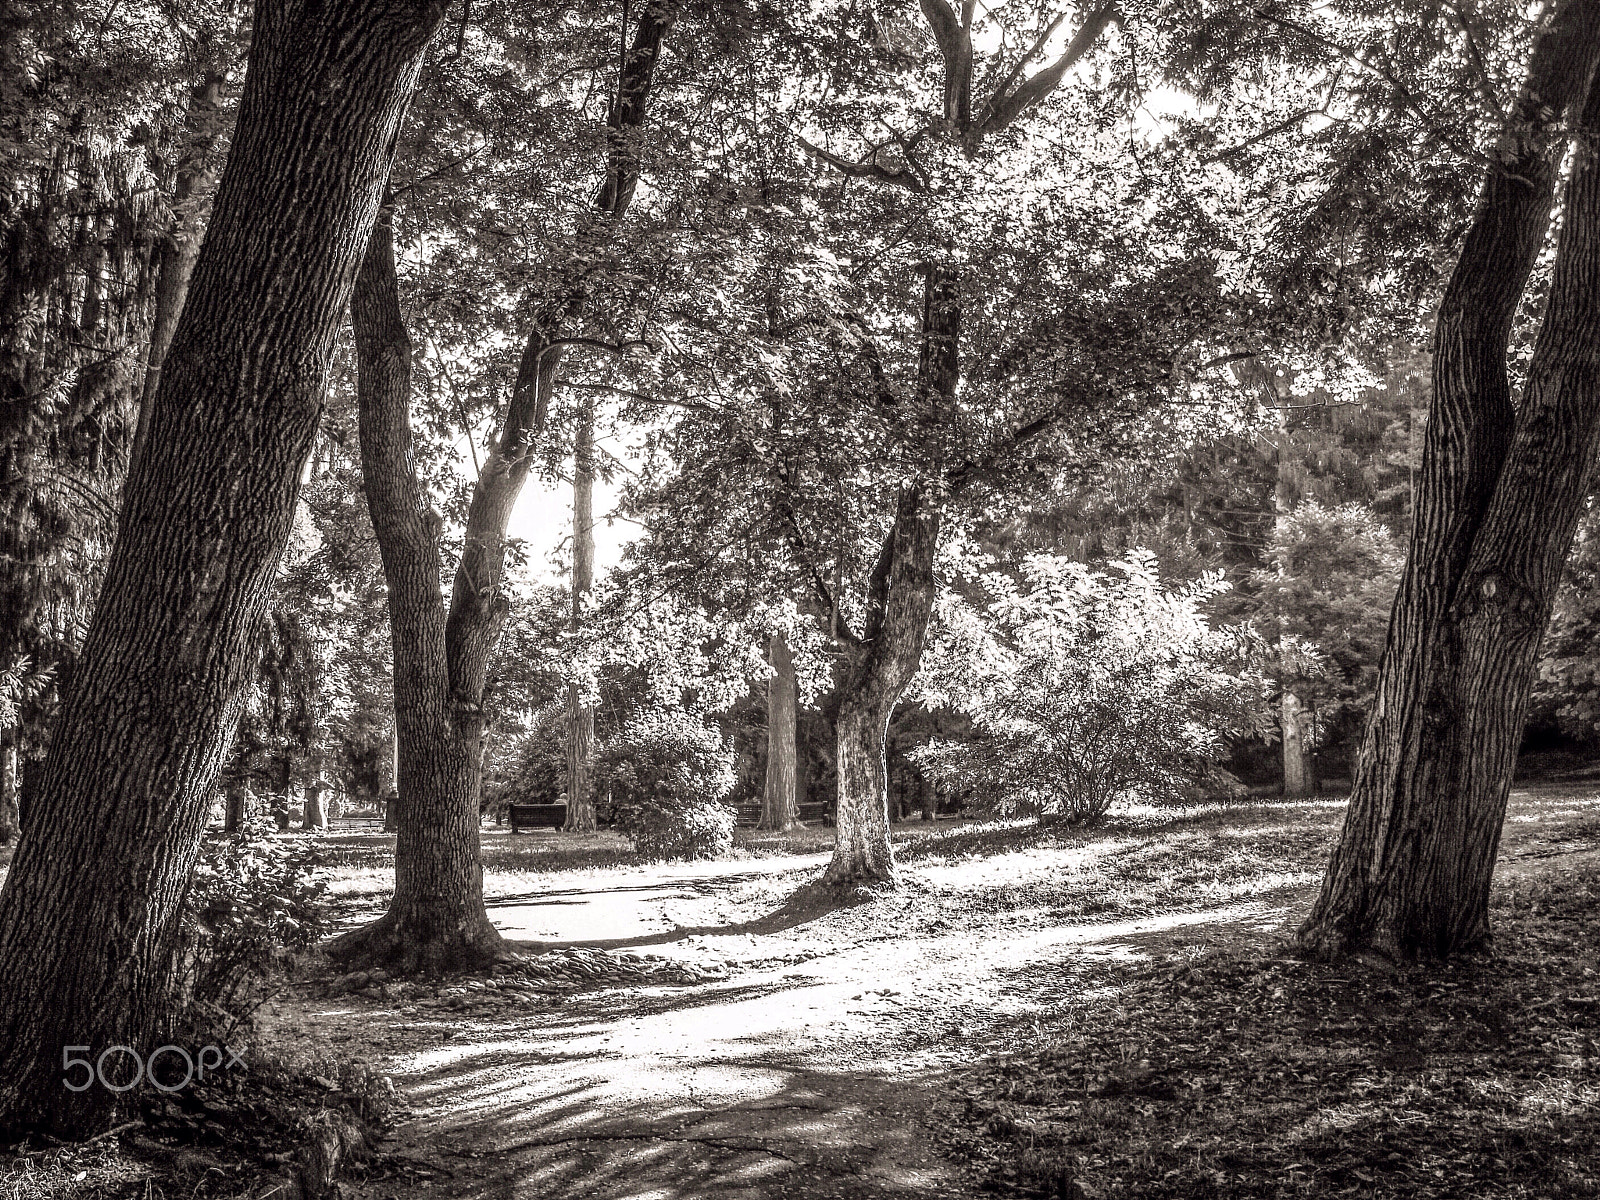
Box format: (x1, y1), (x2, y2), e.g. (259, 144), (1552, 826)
(820, 698), (897, 890)
(329, 903), (505, 977)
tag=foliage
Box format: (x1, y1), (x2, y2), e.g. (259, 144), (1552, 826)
(1533, 502), (1600, 744)
(1245, 499), (1404, 731)
(0, 655), (52, 727)
(492, 703), (569, 813)
(914, 551), (1264, 823)
(165, 820), (330, 1039)
(600, 707), (737, 859)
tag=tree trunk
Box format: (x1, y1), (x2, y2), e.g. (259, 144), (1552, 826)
(759, 634), (800, 830)
(382, 721), (400, 831)
(1281, 689), (1316, 797)
(224, 781), (246, 834)
(823, 486), (943, 888)
(821, 266), (957, 889)
(564, 403), (598, 833)
(0, 0), (445, 1139)
(921, 770), (936, 821)
(133, 72), (228, 467)
(329, 202), (505, 975)
(0, 733), (18, 845)
(1299, 6), (1600, 960)
(1272, 399), (1316, 797)
(303, 782), (326, 831)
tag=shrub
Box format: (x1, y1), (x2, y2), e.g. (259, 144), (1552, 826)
(600, 709), (737, 860)
(165, 818), (330, 1040)
(914, 551), (1265, 824)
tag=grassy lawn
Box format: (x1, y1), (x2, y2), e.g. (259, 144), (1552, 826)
(947, 788), (1600, 1199)
(4, 788), (1598, 1199)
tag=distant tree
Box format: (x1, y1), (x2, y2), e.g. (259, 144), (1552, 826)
(1247, 501), (1404, 793)
(760, 634), (801, 831)
(0, 2), (242, 798)
(1530, 502), (1600, 743)
(0, 0), (448, 1138)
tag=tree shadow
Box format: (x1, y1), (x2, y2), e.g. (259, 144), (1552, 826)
(525, 883), (865, 953)
(369, 1042), (958, 1199)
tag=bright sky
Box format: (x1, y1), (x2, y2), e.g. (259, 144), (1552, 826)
(504, 444), (634, 589)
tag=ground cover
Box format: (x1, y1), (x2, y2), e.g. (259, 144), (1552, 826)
(2, 789), (1596, 1198)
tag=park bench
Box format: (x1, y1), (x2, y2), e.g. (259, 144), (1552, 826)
(510, 802), (568, 833)
(736, 800), (835, 827)
(329, 816), (384, 833)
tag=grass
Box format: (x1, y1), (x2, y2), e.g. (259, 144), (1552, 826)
(946, 790), (1600, 1199)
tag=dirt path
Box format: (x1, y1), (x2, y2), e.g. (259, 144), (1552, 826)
(259, 831), (1316, 1200)
(248, 790), (1600, 1199)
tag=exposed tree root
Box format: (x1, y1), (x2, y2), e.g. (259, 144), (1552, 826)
(327, 909), (508, 977)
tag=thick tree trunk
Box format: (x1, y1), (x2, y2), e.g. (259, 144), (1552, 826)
(564, 404), (598, 833)
(0, 733), (18, 845)
(330, 204), (505, 975)
(759, 634), (800, 830)
(133, 72), (228, 465)
(1299, 7), (1600, 960)
(1281, 690), (1316, 797)
(0, 0), (445, 1138)
(821, 268), (957, 888)
(822, 493), (942, 888)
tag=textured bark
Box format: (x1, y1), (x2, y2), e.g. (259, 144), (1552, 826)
(1300, 5), (1600, 959)
(1281, 690), (1315, 797)
(823, 489), (942, 888)
(223, 780), (246, 833)
(133, 72), (229, 465)
(330, 204), (504, 974)
(759, 635), (800, 831)
(0, 733), (17, 845)
(564, 403), (598, 833)
(821, 269), (956, 889)
(0, 0), (445, 1138)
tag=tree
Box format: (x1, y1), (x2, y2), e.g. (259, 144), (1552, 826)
(619, 0), (1264, 892)
(332, 0), (680, 971)
(915, 552), (1262, 823)
(1247, 501), (1404, 791)
(1299, 0), (1600, 958)
(760, 634), (800, 830)
(564, 401), (599, 831)
(0, 0), (447, 1138)
(0, 4), (242, 817)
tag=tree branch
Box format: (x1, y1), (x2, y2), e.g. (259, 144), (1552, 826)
(796, 134), (928, 193)
(977, 2), (1117, 138)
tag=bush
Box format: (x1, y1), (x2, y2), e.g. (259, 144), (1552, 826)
(600, 709), (737, 860)
(165, 818), (330, 1040)
(914, 551), (1265, 824)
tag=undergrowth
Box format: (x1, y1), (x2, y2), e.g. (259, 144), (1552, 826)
(951, 868), (1600, 1199)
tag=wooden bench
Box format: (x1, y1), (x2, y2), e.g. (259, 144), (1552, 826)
(329, 816), (385, 833)
(737, 801), (835, 828)
(509, 802), (568, 833)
